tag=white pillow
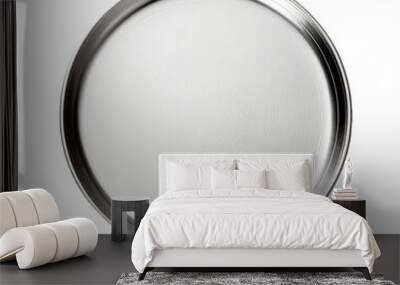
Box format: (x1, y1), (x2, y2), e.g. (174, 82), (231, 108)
(237, 159), (310, 191)
(211, 169), (236, 189)
(211, 169), (267, 189)
(237, 169), (267, 188)
(166, 159), (235, 192)
(168, 163), (211, 191)
(267, 166), (307, 191)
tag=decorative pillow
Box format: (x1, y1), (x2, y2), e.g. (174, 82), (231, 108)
(211, 169), (267, 189)
(266, 166), (307, 191)
(237, 169), (267, 188)
(237, 159), (310, 191)
(166, 159), (235, 191)
(211, 169), (236, 189)
(168, 163), (211, 191)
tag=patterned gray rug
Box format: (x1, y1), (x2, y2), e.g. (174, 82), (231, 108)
(116, 272), (396, 285)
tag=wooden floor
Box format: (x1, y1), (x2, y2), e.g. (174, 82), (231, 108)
(0, 235), (399, 285)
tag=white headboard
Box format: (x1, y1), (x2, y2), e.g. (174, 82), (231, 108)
(158, 153), (313, 195)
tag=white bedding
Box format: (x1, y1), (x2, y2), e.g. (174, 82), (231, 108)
(131, 189), (380, 272)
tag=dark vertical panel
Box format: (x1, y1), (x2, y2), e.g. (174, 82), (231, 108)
(0, 0), (18, 192)
(111, 200), (123, 241)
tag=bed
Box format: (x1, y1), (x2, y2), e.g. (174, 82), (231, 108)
(131, 153), (380, 280)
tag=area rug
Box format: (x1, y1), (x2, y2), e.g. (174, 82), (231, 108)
(116, 272), (396, 285)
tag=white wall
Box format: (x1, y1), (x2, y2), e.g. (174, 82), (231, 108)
(17, 0), (400, 233)
(298, 0), (400, 233)
(16, 0), (118, 233)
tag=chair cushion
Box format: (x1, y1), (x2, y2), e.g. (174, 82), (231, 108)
(42, 221), (79, 262)
(0, 189), (60, 237)
(0, 192), (39, 227)
(24, 189), (60, 224)
(0, 196), (16, 237)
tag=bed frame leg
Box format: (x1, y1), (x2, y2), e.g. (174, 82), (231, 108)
(138, 268), (148, 281)
(354, 267), (371, 280)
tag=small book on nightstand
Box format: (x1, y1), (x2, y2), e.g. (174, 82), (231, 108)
(331, 188), (359, 200)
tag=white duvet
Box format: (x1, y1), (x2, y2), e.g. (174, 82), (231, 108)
(131, 189), (380, 272)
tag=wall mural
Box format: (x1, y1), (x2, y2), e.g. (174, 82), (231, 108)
(61, 0), (351, 220)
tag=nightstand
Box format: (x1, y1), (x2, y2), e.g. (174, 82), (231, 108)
(332, 199), (366, 219)
(111, 196), (150, 242)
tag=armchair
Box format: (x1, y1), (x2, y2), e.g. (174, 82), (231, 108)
(0, 189), (98, 269)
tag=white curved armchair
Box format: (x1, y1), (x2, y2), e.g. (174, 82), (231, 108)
(0, 189), (98, 269)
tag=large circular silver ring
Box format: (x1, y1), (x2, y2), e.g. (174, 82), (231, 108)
(61, 0), (352, 220)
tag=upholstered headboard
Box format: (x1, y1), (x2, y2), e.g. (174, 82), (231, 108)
(158, 153), (313, 195)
